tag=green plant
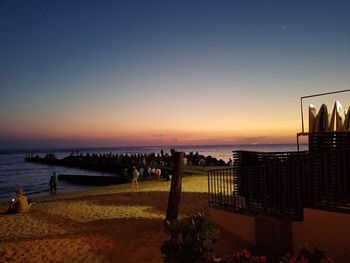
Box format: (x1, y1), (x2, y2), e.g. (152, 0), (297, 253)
(161, 214), (333, 263)
(161, 213), (219, 263)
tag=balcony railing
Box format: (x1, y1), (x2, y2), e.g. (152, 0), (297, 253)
(208, 134), (350, 221)
(208, 167), (235, 208)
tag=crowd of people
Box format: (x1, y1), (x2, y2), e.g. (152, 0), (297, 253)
(17, 150), (233, 211)
(26, 149), (232, 176)
(61, 149), (231, 171)
(25, 149), (231, 182)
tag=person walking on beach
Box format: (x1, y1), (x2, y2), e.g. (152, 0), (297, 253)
(49, 172), (57, 194)
(132, 166), (139, 188)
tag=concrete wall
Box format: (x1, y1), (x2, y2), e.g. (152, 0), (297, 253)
(209, 208), (256, 245)
(210, 207), (350, 263)
(292, 208), (350, 263)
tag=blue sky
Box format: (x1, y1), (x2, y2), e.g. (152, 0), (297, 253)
(1, 0), (350, 149)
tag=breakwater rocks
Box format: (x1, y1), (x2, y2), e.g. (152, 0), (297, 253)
(25, 150), (231, 177)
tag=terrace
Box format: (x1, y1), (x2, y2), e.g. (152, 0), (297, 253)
(208, 90), (350, 262)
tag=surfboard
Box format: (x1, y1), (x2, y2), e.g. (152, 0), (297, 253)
(335, 101), (344, 131)
(329, 103), (335, 131)
(329, 101), (344, 131)
(343, 105), (350, 131)
(315, 103), (329, 132)
(309, 104), (317, 132)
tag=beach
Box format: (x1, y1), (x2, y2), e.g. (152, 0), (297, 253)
(0, 169), (243, 263)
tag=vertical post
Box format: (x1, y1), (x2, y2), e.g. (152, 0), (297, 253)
(165, 151), (184, 222)
(300, 97), (304, 133)
(207, 170), (211, 205)
(297, 134), (300, 152)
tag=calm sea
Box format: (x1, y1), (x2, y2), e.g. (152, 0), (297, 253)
(0, 144), (307, 201)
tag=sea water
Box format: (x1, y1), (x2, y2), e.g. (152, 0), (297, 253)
(0, 144), (307, 201)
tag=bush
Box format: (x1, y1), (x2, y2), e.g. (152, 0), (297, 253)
(219, 249), (267, 263)
(280, 246), (333, 263)
(219, 246), (332, 263)
(161, 213), (219, 263)
(161, 214), (333, 263)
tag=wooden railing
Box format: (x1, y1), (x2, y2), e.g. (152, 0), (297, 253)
(208, 134), (350, 221)
(208, 168), (235, 208)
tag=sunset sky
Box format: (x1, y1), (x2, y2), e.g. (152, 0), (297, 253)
(1, 0), (350, 149)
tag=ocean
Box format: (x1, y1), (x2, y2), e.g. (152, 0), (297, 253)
(0, 144), (307, 201)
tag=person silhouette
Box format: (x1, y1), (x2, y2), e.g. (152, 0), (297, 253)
(6, 189), (30, 214)
(49, 173), (57, 194)
(132, 167), (139, 188)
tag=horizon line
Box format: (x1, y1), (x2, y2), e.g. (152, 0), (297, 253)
(0, 142), (307, 153)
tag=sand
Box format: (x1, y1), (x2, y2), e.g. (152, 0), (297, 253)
(0, 174), (218, 263)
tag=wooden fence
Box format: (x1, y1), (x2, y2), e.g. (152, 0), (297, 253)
(208, 132), (350, 221)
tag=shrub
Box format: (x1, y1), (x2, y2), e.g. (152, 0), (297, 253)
(218, 249), (267, 263)
(280, 246), (333, 263)
(161, 213), (219, 263)
(161, 213), (333, 263)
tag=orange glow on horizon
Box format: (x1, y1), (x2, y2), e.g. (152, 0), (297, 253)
(1, 124), (299, 146)
(1, 103), (302, 147)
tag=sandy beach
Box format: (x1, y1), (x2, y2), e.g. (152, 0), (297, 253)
(0, 169), (243, 263)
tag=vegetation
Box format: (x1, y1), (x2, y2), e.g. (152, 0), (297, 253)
(280, 246), (333, 263)
(161, 213), (219, 263)
(162, 213), (333, 263)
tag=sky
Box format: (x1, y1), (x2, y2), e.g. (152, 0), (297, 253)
(1, 0), (350, 149)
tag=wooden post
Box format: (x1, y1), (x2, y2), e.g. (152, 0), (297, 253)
(165, 151), (184, 222)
